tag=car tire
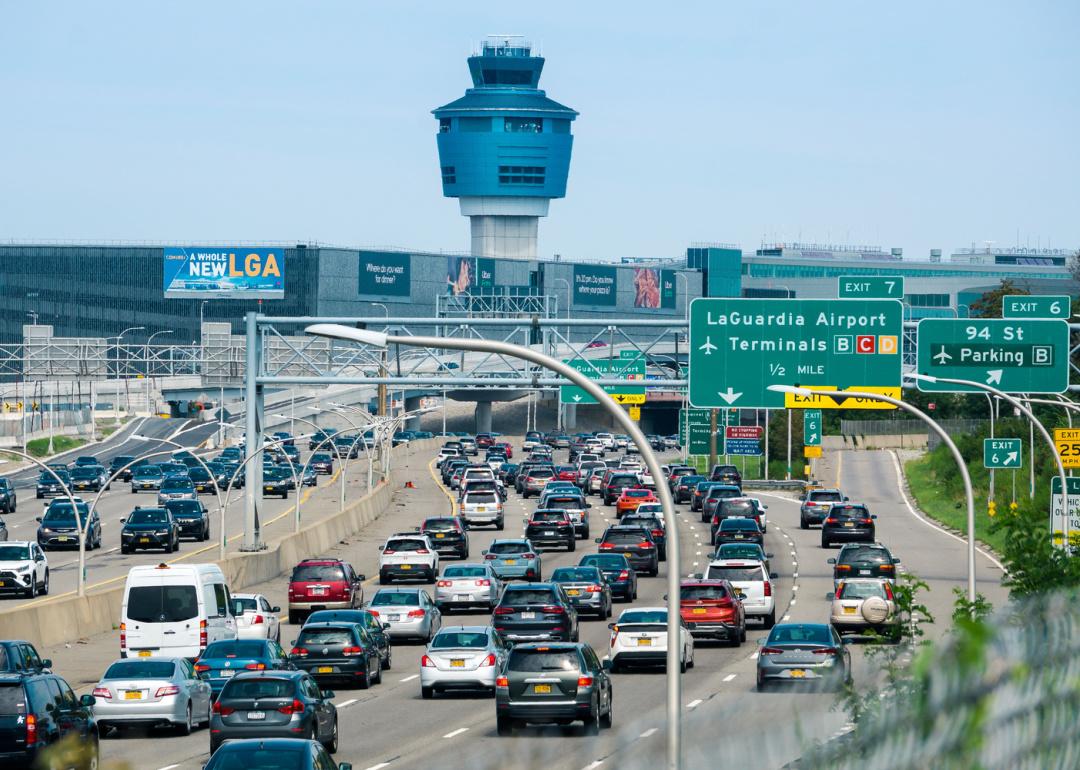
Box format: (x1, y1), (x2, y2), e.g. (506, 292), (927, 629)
(756, 675), (769, 692)
(426, 570), (436, 584)
(584, 700), (601, 736)
(176, 703), (193, 736)
(41, 571), (49, 596)
(601, 692), (613, 728)
(496, 519), (504, 531)
(26, 578), (36, 599)
(568, 538), (576, 553)
(379, 571), (391, 585)
(679, 658), (687, 674)
(36, 492), (43, 499)
(739, 624), (747, 644)
(383, 649), (392, 670)
(821, 536), (830, 548)
(421, 685), (434, 700)
(372, 660), (382, 685)
(324, 716), (339, 754)
(358, 664), (371, 689)
(288, 610), (301, 625)
(121, 545), (131, 555)
(496, 714), (514, 736)
(763, 610), (776, 629)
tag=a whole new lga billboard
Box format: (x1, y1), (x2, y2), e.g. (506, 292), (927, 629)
(164, 247), (284, 299)
(573, 265), (617, 306)
(358, 251), (411, 298)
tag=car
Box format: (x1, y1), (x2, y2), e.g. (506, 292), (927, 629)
(743, 496), (769, 533)
(618, 512), (667, 561)
(331, 435), (360, 460)
(492, 582), (579, 643)
(539, 494), (592, 538)
(483, 539), (542, 581)
(442, 459), (468, 486)
(165, 499), (211, 541)
(578, 553), (638, 602)
(309, 453), (335, 475)
(308, 428), (339, 450)
(365, 587), (441, 642)
(195, 638), (294, 698)
(203, 738), (351, 770)
(714, 542), (772, 573)
(475, 433), (495, 449)
(0, 478), (16, 513)
(233, 593), (282, 642)
(420, 625), (508, 699)
(799, 487), (847, 528)
(602, 472), (641, 505)
(158, 460), (189, 477)
(830, 578), (900, 641)
(288, 559), (365, 624)
(0, 641), (51, 674)
(828, 543), (900, 591)
(36, 498), (102, 550)
(595, 525), (659, 577)
(107, 455), (139, 483)
(689, 480), (719, 513)
(0, 541), (49, 598)
(0, 670), (98, 768)
(679, 579), (746, 645)
(460, 477), (504, 502)
(261, 466), (291, 499)
(497, 462), (519, 486)
(157, 475), (197, 505)
(73, 455), (99, 467)
(524, 510), (577, 552)
(120, 507), (180, 553)
(756, 623), (851, 692)
(521, 431), (543, 451)
(702, 485), (747, 523)
(304, 609), (392, 671)
(188, 466), (217, 494)
(608, 606), (694, 672)
(435, 562), (504, 612)
(821, 503), (877, 548)
(550, 565), (612, 619)
(208, 672), (339, 755)
(459, 490), (504, 530)
(459, 437), (478, 456)
(91, 656), (212, 735)
(494, 441), (514, 458)
(34, 468), (71, 499)
(710, 463), (742, 486)
(615, 487), (657, 518)
(555, 464), (579, 484)
(420, 517), (469, 559)
(520, 466), (556, 498)
(705, 559), (777, 628)
(713, 517), (764, 548)
(289, 621), (382, 689)
(512, 460), (549, 494)
(377, 534), (439, 585)
(672, 474), (705, 503)
(131, 464), (164, 493)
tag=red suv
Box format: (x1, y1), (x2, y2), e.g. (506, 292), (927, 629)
(287, 558), (365, 624)
(679, 579), (746, 645)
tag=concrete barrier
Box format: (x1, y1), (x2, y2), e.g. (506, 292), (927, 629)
(0, 439), (438, 649)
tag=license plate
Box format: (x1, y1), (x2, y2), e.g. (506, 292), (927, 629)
(317, 666), (333, 674)
(400, 564), (412, 570)
(544, 530), (554, 536)
(477, 507), (486, 512)
(264, 486), (273, 492)
(843, 607), (856, 615)
(450, 659), (465, 668)
(0, 580), (6, 587)
(521, 611), (536, 619)
(844, 522), (855, 528)
(140, 537), (150, 543)
(137, 650), (152, 658)
(311, 587), (328, 595)
(692, 608), (707, 615)
(503, 560), (516, 565)
(247, 711), (266, 720)
(860, 569), (871, 576)
(220, 670), (234, 678)
(567, 589), (581, 597)
(637, 638), (652, 646)
(734, 534), (744, 539)
(388, 615), (400, 622)
(124, 691), (142, 700)
(59, 536), (72, 542)
(789, 669), (806, 678)
(534, 684), (552, 694)
(435, 533), (445, 539)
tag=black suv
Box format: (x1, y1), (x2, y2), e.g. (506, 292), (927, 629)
(799, 488), (847, 529)
(524, 510), (576, 552)
(820, 503), (877, 548)
(595, 525), (659, 577)
(0, 671), (99, 770)
(709, 497), (763, 541)
(420, 517), (469, 559)
(701, 484), (744, 523)
(710, 464), (742, 486)
(619, 512), (666, 561)
(713, 517), (764, 548)
(108, 455), (138, 483)
(37, 500), (103, 551)
(0, 642), (51, 674)
(0, 478), (16, 513)
(261, 466), (290, 498)
(601, 472), (640, 505)
(165, 499), (211, 541)
(828, 543), (899, 590)
(120, 507), (180, 553)
(492, 582), (579, 643)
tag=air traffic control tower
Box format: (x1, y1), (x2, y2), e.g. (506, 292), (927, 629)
(433, 36), (578, 259)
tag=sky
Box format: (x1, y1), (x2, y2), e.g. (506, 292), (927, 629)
(1, 1), (1077, 261)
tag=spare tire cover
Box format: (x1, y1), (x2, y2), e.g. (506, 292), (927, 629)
(861, 596), (890, 624)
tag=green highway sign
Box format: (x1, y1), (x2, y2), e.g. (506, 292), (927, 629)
(915, 319), (1070, 394)
(1002, 295), (1071, 319)
(838, 276), (904, 300)
(679, 408), (724, 454)
(803, 409), (822, 446)
(983, 438), (1022, 469)
(688, 298), (903, 409)
(560, 351), (646, 405)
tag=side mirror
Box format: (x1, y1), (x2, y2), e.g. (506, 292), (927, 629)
(769, 572), (778, 580)
(827, 558), (837, 564)
(290, 640), (297, 647)
(602, 659), (612, 671)
(79, 694), (96, 707)
(377, 545), (384, 551)
(757, 638), (766, 646)
(339, 764), (354, 770)
(355, 574), (366, 582)
(271, 606), (281, 614)
(321, 689), (336, 699)
(892, 558), (901, 564)
(41, 658), (53, 669)
(766, 553), (774, 559)
(586, 503), (592, 509)
(871, 515), (878, 520)
(383, 623), (391, 630)
(119, 518), (126, 524)
(481, 549), (488, 555)
(606, 622), (616, 630)
(35, 517), (42, 523)
(594, 538), (601, 544)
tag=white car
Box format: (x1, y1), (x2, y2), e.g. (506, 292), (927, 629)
(745, 497), (769, 533)
(634, 502), (666, 527)
(459, 491), (504, 529)
(608, 606), (694, 673)
(639, 470), (655, 488)
(233, 593), (281, 642)
(0, 541), (49, 598)
(378, 533), (440, 583)
(595, 433), (616, 451)
(705, 559), (776, 628)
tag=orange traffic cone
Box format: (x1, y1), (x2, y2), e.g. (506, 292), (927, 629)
(404, 481), (416, 489)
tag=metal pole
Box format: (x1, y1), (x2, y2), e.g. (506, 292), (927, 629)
(708, 409), (718, 472)
(986, 394), (995, 502)
(786, 408), (792, 480)
(242, 312), (262, 551)
(764, 408), (770, 480)
(1028, 399), (1036, 500)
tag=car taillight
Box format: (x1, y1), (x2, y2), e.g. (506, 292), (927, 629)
(421, 655), (436, 667)
(480, 653), (496, 667)
(290, 647), (308, 657)
(26, 714), (37, 746)
(119, 622), (126, 651)
(759, 646), (784, 655)
(522, 553), (536, 559)
(341, 646), (363, 656)
(493, 606), (515, 615)
(496, 676), (509, 688)
(835, 585), (844, 599)
(598, 543), (614, 550)
(577, 676), (594, 687)
(437, 580), (452, 587)
(251, 614), (264, 625)
(879, 564), (895, 571)
(475, 579), (491, 587)
(711, 516), (719, 525)
(415, 549), (430, 554)
(651, 529), (664, 538)
(245, 663), (267, 670)
(764, 581), (772, 597)
(835, 565), (851, 572)
(541, 606), (565, 615)
(155, 686), (180, 697)
(277, 698), (305, 715)
(812, 648), (839, 656)
(586, 585), (602, 593)
(639, 541), (654, 549)
(199, 619), (208, 650)
(618, 570), (629, 580)
(484, 553), (497, 560)
(407, 609), (425, 618)
(212, 701), (234, 716)
(884, 583), (895, 600)
(194, 663), (210, 672)
(824, 517), (837, 525)
(382, 550), (396, 555)
(367, 609), (379, 617)
(861, 518), (873, 525)
(92, 687), (112, 699)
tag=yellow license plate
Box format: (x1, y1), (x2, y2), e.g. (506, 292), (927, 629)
(844, 522), (855, 528)
(504, 560), (515, 565)
(477, 506), (486, 512)
(400, 564), (412, 570)
(140, 537), (151, 543)
(124, 691), (142, 700)
(843, 606), (857, 614)
(264, 486), (273, 491)
(317, 666), (333, 674)
(789, 669), (806, 678)
(451, 659), (465, 668)
(637, 638), (652, 646)
(534, 684), (552, 694)
(137, 651), (152, 658)
(692, 608), (707, 615)
(435, 533), (445, 539)
(567, 589), (581, 596)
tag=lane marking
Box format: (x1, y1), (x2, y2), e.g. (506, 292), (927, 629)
(582, 762), (604, 770)
(640, 727), (658, 738)
(722, 673), (736, 682)
(790, 599), (797, 606)
(835, 449), (843, 489)
(750, 652), (759, 659)
(687, 698), (702, 709)
(399, 674), (418, 682)
(155, 765), (179, 770)
(783, 614), (791, 621)
(443, 727), (469, 739)
(335, 698), (357, 708)
(364, 764), (391, 770)
(792, 585), (799, 592)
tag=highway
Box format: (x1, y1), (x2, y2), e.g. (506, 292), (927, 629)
(29, 441), (1009, 770)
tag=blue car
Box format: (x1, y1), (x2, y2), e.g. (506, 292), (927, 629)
(194, 639), (294, 697)
(482, 539), (542, 581)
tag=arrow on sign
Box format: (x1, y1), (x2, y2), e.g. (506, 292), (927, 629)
(1005, 451), (1018, 465)
(986, 369), (1003, 385)
(809, 433), (818, 443)
(718, 387), (742, 405)
(572, 395), (582, 402)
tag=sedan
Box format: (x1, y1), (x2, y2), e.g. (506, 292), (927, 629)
(756, 622), (851, 692)
(420, 625), (508, 699)
(289, 622), (382, 689)
(550, 566), (612, 619)
(578, 554), (638, 602)
(713, 518), (764, 548)
(305, 609), (392, 671)
(203, 739), (351, 770)
(233, 593), (282, 643)
(92, 656), (212, 735)
(435, 563), (503, 612)
(482, 539), (542, 581)
(365, 588), (441, 642)
(195, 639), (294, 698)
(309, 454), (335, 475)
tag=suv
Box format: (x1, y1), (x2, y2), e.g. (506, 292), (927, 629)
(673, 474), (705, 504)
(130, 464), (164, 493)
(108, 455), (138, 483)
(491, 583), (579, 643)
(800, 488), (847, 529)
(260, 467), (290, 499)
(120, 507), (180, 554)
(820, 503), (877, 548)
(0, 479), (16, 513)
(595, 525), (659, 577)
(619, 512), (666, 561)
(0, 671), (99, 769)
(35, 469), (71, 499)
(520, 467), (555, 498)
(0, 642), (50, 674)
(713, 517), (764, 548)
(537, 494), (591, 538)
(828, 543), (899, 591)
(830, 578), (900, 640)
(0, 542), (49, 598)
(701, 484), (744, 523)
(679, 580), (746, 645)
(459, 490), (504, 530)
(705, 559), (777, 628)
(524, 510), (576, 552)
(420, 517), (469, 559)
(378, 534), (439, 585)
(288, 558), (365, 624)
(601, 472), (641, 505)
(709, 464), (742, 486)
(495, 642), (612, 736)
(165, 499), (211, 541)
(709, 497), (763, 541)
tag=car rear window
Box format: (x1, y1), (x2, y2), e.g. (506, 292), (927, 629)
(488, 542), (529, 555)
(621, 516), (660, 530)
(443, 566), (486, 578)
(618, 610), (666, 624)
(841, 547), (891, 564)
(431, 631), (489, 649)
(579, 555), (628, 570)
(219, 678), (296, 701)
(532, 511), (569, 523)
(465, 493), (497, 504)
(832, 506), (871, 519)
(720, 519), (759, 531)
(387, 539), (429, 551)
(292, 564), (347, 582)
(507, 649), (580, 672)
(706, 565), (764, 582)
(104, 660), (176, 679)
(839, 582), (887, 600)
(719, 500), (757, 517)
(161, 478), (193, 491)
(422, 519), (459, 532)
(625, 489), (651, 498)
(502, 588), (557, 605)
(551, 567), (600, 582)
(204, 641), (268, 658)
(545, 498), (583, 510)
(126, 585), (198, 623)
(810, 491), (844, 502)
(297, 627), (354, 646)
(234, 598), (259, 612)
(604, 529), (648, 544)
(370, 591), (421, 606)
(0, 684), (26, 715)
(717, 544), (762, 559)
(529, 468), (554, 478)
(768, 625), (832, 645)
(681, 585), (729, 601)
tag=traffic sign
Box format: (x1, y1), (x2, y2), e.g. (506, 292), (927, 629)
(688, 298), (903, 409)
(679, 408), (727, 454)
(782, 385), (900, 410)
(610, 393), (645, 405)
(628, 406), (641, 421)
(560, 352), (646, 405)
(837, 276), (904, 300)
(803, 409), (822, 446)
(726, 425), (763, 440)
(1002, 295), (1071, 319)
(1050, 477), (1080, 545)
(804, 445), (822, 458)
(725, 425), (762, 456)
(983, 438), (1022, 469)
(915, 319), (1069, 394)
(1054, 428), (1080, 469)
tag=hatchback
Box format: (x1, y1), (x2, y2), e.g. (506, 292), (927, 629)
(70, 465), (108, 492)
(549, 566), (612, 619)
(492, 583), (579, 643)
(435, 563), (503, 612)
(234, 593), (282, 643)
(821, 503), (877, 548)
(578, 553), (638, 601)
(195, 639), (294, 698)
(289, 623), (382, 689)
(92, 657), (211, 735)
(756, 623), (851, 692)
(596, 526), (659, 577)
(483, 539), (542, 581)
(420, 625), (508, 699)
(365, 588), (441, 642)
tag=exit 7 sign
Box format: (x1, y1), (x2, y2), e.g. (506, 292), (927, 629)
(838, 276), (904, 300)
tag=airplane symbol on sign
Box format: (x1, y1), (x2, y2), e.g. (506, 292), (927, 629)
(698, 337), (717, 355)
(933, 346), (952, 365)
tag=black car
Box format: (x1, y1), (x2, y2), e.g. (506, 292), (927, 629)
(420, 517), (469, 559)
(491, 583), (579, 643)
(0, 671), (98, 770)
(262, 467), (290, 499)
(332, 436), (360, 460)
(69, 465), (107, 493)
(498, 463), (520, 486)
(619, 512), (666, 561)
(672, 474), (705, 504)
(828, 543), (899, 590)
(601, 472), (641, 505)
(120, 507), (180, 553)
(205, 738), (352, 770)
(309, 453), (335, 475)
(165, 499), (211, 541)
(821, 504), (877, 548)
(595, 526), (659, 577)
(188, 466), (217, 494)
(208, 672), (339, 755)
(289, 622), (382, 689)
(0, 479), (17, 514)
(0, 642), (51, 674)
(273, 431), (295, 447)
(524, 510), (576, 552)
(108, 455), (138, 483)
(701, 484), (744, 523)
(710, 463), (742, 486)
(35, 469), (71, 499)
(578, 554), (638, 601)
(309, 429), (339, 451)
(443, 459), (469, 486)
(73, 455), (99, 467)
(304, 609), (392, 671)
(713, 517), (764, 548)
(709, 497), (764, 541)
(37, 500), (102, 550)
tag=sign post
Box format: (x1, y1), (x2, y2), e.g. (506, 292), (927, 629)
(983, 438), (1022, 469)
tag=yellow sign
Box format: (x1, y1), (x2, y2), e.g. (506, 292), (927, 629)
(1054, 428), (1080, 469)
(628, 406), (641, 421)
(804, 445), (822, 458)
(610, 393), (646, 405)
(784, 385), (901, 410)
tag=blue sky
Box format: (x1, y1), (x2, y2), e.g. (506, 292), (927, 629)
(1, 1), (1077, 261)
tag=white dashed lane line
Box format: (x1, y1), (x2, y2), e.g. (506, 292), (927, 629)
(156, 765), (179, 770)
(443, 727), (469, 739)
(399, 674), (418, 682)
(722, 673), (736, 682)
(335, 698), (357, 708)
(582, 761), (604, 770)
(687, 699), (703, 709)
(640, 727), (658, 738)
(364, 764), (392, 770)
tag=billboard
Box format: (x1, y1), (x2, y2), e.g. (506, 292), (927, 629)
(358, 251), (410, 298)
(475, 258), (496, 290)
(447, 256), (473, 296)
(632, 268), (679, 309)
(164, 247), (284, 298)
(573, 265), (617, 306)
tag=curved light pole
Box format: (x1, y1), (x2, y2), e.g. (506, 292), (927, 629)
(769, 384), (979, 603)
(305, 323), (684, 770)
(317, 404), (376, 505)
(113, 326), (145, 422)
(906, 373), (1071, 547)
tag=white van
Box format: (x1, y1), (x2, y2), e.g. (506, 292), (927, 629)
(120, 563), (237, 660)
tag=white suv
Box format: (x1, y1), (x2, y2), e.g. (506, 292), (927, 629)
(460, 491), (504, 529)
(595, 433), (616, 451)
(705, 559), (776, 628)
(608, 606), (694, 673)
(378, 533), (440, 584)
(0, 541), (49, 598)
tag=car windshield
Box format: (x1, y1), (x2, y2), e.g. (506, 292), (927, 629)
(681, 585), (729, 601)
(603, 529), (648, 545)
(312, 454), (332, 462)
(551, 567), (601, 582)
(126, 585), (198, 623)
(431, 631), (489, 649)
(0, 544), (31, 560)
(531, 511), (568, 523)
(70, 467), (99, 478)
(43, 506), (85, 524)
(161, 478), (192, 491)
(841, 547), (891, 564)
(371, 591), (421, 606)
(386, 539), (426, 551)
(218, 678), (296, 702)
(840, 581), (888, 600)
(707, 565), (764, 582)
(134, 466), (162, 478)
(768, 625), (832, 645)
(127, 510), (168, 525)
(204, 641), (267, 659)
(579, 555), (629, 570)
(422, 519), (459, 532)
(464, 493), (497, 505)
(501, 588), (556, 605)
(297, 627), (354, 646)
(488, 542), (529, 555)
(443, 566), (486, 578)
(292, 564), (346, 582)
(619, 610), (666, 623)
(104, 660), (176, 679)
(507, 649), (580, 672)
(38, 471), (69, 483)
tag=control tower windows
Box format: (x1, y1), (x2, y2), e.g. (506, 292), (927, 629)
(481, 69), (533, 86)
(504, 117), (543, 133)
(439, 118), (451, 133)
(441, 166), (457, 185)
(498, 165), (544, 185)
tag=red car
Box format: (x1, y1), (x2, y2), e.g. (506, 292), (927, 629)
(494, 441), (513, 459)
(679, 579), (746, 645)
(556, 465), (579, 483)
(475, 433), (495, 449)
(287, 558), (365, 624)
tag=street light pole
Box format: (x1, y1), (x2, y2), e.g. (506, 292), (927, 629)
(114, 326), (145, 424)
(306, 323), (684, 770)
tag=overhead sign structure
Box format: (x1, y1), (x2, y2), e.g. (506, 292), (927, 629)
(688, 298), (903, 409)
(725, 425), (762, 456)
(803, 409), (822, 446)
(983, 438), (1022, 469)
(1050, 477), (1080, 545)
(838, 276), (904, 300)
(1054, 428), (1080, 470)
(915, 319), (1070, 394)
(1002, 295), (1071, 319)
(560, 352), (646, 405)
(164, 247), (284, 298)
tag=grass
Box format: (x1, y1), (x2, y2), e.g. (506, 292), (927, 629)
(24, 434), (87, 458)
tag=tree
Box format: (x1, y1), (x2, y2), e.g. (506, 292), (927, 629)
(1068, 248), (1080, 283)
(967, 279), (1029, 319)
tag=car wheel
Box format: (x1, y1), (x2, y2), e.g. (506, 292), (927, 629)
(288, 611), (300, 625)
(41, 571), (49, 596)
(121, 545), (131, 555)
(821, 537), (829, 548)
(379, 571), (391, 585)
(679, 657), (687, 674)
(26, 578), (36, 599)
(383, 648), (392, 670)
(324, 716), (339, 754)
(496, 714), (514, 736)
(358, 664), (371, 689)
(601, 691), (613, 728)
(421, 685), (434, 700)
(567, 538), (576, 553)
(584, 699), (601, 735)
(372, 659), (382, 685)
(756, 675), (769, 692)
(496, 519), (504, 531)
(176, 703), (193, 736)
(739, 624), (747, 644)
(763, 610), (776, 629)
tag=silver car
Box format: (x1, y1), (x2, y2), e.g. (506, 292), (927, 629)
(157, 476), (197, 505)
(92, 657), (212, 734)
(420, 625), (509, 699)
(365, 587), (442, 642)
(435, 563), (504, 611)
(460, 490), (504, 529)
(483, 539), (542, 582)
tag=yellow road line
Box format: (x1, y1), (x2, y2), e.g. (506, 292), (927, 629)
(835, 449), (843, 490)
(428, 459), (457, 515)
